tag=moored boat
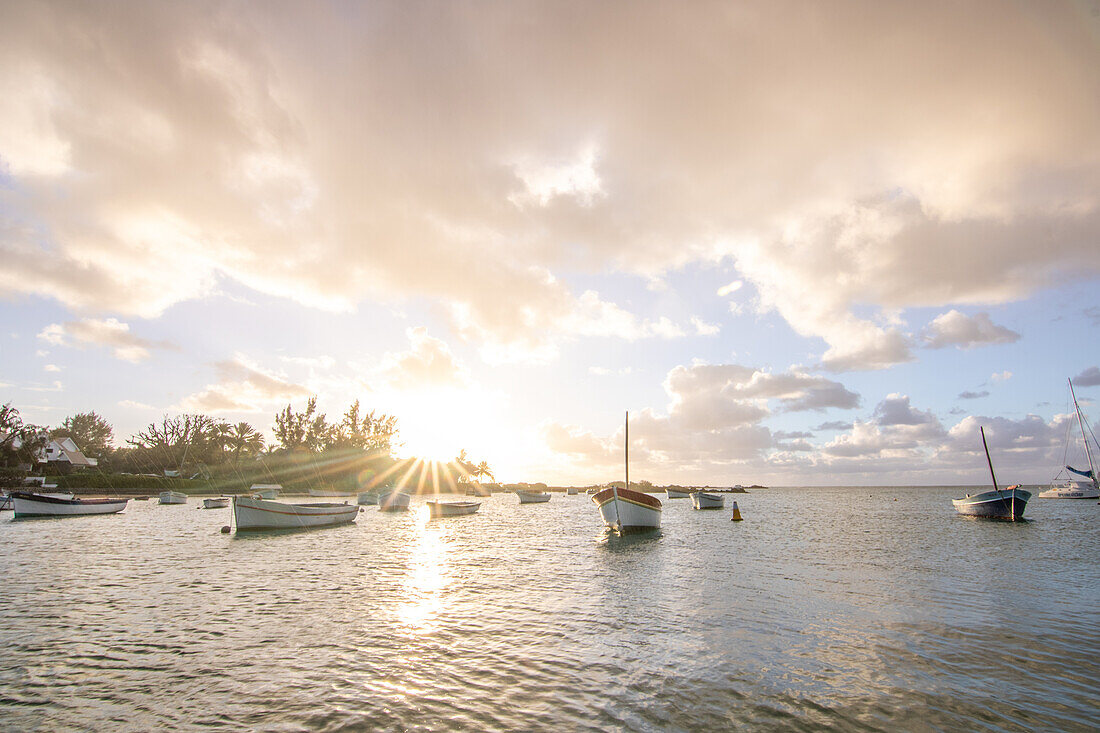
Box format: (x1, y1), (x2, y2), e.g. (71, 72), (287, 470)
(952, 426), (1030, 520)
(232, 495), (359, 531)
(1038, 379), (1099, 500)
(378, 490), (412, 512)
(566, 487), (578, 495)
(691, 491), (725, 509)
(666, 488), (690, 499)
(308, 487), (356, 497)
(357, 490), (379, 505)
(517, 490), (551, 504)
(249, 484), (281, 499)
(203, 497), (230, 509)
(12, 492), (128, 518)
(592, 412), (662, 533)
(427, 500), (481, 517)
(0, 493), (12, 510)
(159, 491), (187, 504)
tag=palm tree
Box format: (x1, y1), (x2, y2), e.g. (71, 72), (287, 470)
(475, 460), (494, 484)
(226, 422), (265, 463)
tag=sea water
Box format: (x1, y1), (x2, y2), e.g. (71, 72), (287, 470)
(1, 486), (1097, 731)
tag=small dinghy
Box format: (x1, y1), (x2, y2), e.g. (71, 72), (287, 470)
(159, 491), (187, 504)
(249, 484), (281, 499)
(953, 427), (1030, 520)
(691, 491), (725, 509)
(357, 490), (380, 505)
(232, 495), (359, 531)
(666, 488), (690, 499)
(427, 500), (481, 517)
(592, 412), (662, 533)
(517, 490), (551, 504)
(203, 497), (230, 509)
(378, 490), (412, 512)
(12, 492), (128, 518)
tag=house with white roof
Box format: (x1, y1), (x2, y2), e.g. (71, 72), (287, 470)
(39, 437), (98, 469)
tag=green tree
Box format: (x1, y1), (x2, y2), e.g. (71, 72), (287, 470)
(1, 403), (50, 468)
(273, 397), (330, 453)
(225, 422), (265, 462)
(50, 411), (114, 458)
(332, 400), (399, 455)
(127, 414), (219, 471)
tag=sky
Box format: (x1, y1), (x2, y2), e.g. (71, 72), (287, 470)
(2, 0), (1099, 486)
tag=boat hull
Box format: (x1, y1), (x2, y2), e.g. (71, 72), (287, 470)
(1038, 481), (1099, 499)
(249, 485), (281, 500)
(666, 489), (690, 499)
(952, 487), (1031, 520)
(517, 491), (551, 504)
(12, 492), (128, 518)
(0, 495), (11, 511)
(427, 501), (480, 517)
(203, 497), (230, 509)
(357, 491), (379, 505)
(378, 491), (412, 512)
(691, 492), (725, 509)
(232, 496), (359, 531)
(159, 491), (187, 504)
(592, 488), (661, 532)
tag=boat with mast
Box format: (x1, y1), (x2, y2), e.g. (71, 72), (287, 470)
(952, 426), (1030, 520)
(1039, 379), (1099, 499)
(591, 411), (662, 533)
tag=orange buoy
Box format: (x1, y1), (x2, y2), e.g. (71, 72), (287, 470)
(730, 501), (743, 521)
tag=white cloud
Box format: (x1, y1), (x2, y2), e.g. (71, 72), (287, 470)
(36, 318), (172, 363)
(716, 280), (743, 297)
(175, 354), (311, 413)
(43, 364), (60, 372)
(690, 316), (720, 336)
(374, 327), (469, 391)
(991, 370), (1013, 383)
(922, 310), (1020, 349)
(117, 399), (156, 410)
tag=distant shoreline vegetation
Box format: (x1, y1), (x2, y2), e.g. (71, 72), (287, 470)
(1, 400), (759, 494)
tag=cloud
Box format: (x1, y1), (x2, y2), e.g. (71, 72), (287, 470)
(374, 327), (469, 391)
(716, 280), (743, 297)
(815, 420), (852, 431)
(36, 318), (173, 363)
(44, 364), (60, 372)
(2, 3), (1096, 366)
(117, 399), (155, 410)
(690, 316), (720, 336)
(922, 310), (1020, 349)
(1073, 366), (1100, 387)
(991, 370), (1013, 383)
(959, 390), (990, 399)
(176, 354), (311, 413)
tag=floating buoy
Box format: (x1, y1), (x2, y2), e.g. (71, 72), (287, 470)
(730, 501), (743, 521)
(220, 525), (231, 533)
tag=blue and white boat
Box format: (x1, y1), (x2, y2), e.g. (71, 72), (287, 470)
(953, 426), (1030, 520)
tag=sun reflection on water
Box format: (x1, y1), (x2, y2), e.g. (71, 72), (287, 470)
(396, 505), (450, 637)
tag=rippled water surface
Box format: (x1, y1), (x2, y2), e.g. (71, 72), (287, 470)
(2, 487), (1099, 731)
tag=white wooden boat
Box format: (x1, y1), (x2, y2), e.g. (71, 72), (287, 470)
(232, 495), (359, 531)
(308, 487), (356, 497)
(1039, 379), (1099, 499)
(517, 490), (551, 504)
(952, 426), (1030, 520)
(691, 491), (725, 509)
(666, 488), (690, 498)
(159, 491), (187, 504)
(378, 490), (412, 512)
(357, 490), (379, 505)
(203, 497), (230, 509)
(12, 492), (128, 518)
(566, 487), (578, 495)
(592, 412), (662, 533)
(249, 484), (281, 499)
(427, 500), (481, 517)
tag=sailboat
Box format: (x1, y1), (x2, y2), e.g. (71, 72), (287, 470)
(591, 411), (662, 533)
(1039, 379), (1100, 499)
(952, 426), (1030, 520)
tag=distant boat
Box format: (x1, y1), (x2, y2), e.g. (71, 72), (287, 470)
(427, 500), (481, 517)
(250, 484), (281, 499)
(232, 495), (359, 531)
(0, 493), (12, 510)
(592, 412), (662, 533)
(1039, 379), (1099, 500)
(159, 491), (187, 504)
(691, 491), (725, 510)
(12, 492), (128, 518)
(357, 490), (379, 505)
(378, 490), (412, 512)
(517, 490), (551, 504)
(666, 488), (690, 499)
(308, 487), (356, 497)
(203, 497), (229, 509)
(566, 487), (578, 495)
(952, 426), (1030, 520)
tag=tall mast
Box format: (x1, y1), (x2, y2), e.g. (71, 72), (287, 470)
(1069, 379), (1097, 488)
(611, 412), (625, 531)
(981, 426), (999, 492)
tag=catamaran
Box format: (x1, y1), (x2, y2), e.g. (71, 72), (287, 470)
(1039, 379), (1099, 499)
(591, 411), (662, 533)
